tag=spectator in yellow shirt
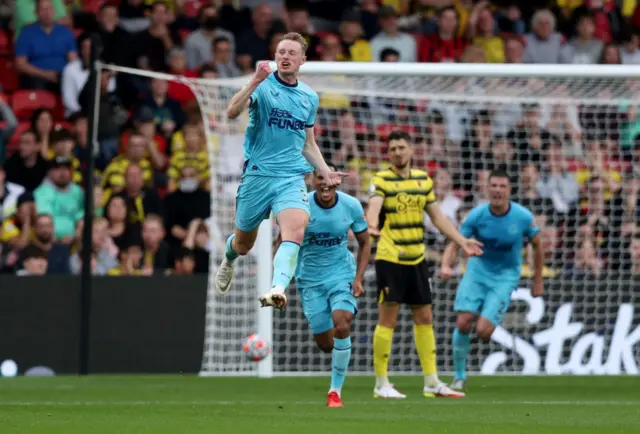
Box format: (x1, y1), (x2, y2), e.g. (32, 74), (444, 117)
(167, 123), (209, 192)
(338, 11), (373, 62)
(467, 1), (504, 63)
(0, 192), (37, 270)
(102, 132), (154, 192)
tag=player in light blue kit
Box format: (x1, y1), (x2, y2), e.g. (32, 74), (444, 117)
(440, 169), (544, 390)
(281, 169), (370, 408)
(215, 32), (345, 309)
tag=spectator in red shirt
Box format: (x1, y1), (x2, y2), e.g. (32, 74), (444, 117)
(419, 6), (467, 63)
(167, 48), (198, 106)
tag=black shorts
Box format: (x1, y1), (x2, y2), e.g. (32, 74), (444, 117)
(375, 260), (433, 305)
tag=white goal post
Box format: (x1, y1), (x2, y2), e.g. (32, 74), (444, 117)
(100, 62), (640, 378)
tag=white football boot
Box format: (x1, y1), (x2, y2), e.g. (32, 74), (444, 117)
(450, 379), (466, 392)
(215, 258), (235, 295)
(423, 382), (465, 398)
(373, 384), (407, 399)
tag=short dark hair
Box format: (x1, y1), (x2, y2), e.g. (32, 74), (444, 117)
(438, 5), (457, 18)
(197, 3), (217, 21)
(199, 64), (217, 76)
(22, 244), (47, 261)
(175, 247), (195, 260)
(99, 2), (117, 13)
(51, 129), (75, 145)
(151, 1), (168, 12)
(213, 36), (230, 48)
(387, 130), (411, 144)
(428, 110), (445, 125)
(379, 47), (400, 62)
(21, 129), (38, 140)
(67, 111), (87, 123)
(489, 168), (510, 181)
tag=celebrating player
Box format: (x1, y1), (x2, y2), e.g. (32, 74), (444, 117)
(278, 169), (370, 408)
(440, 169), (544, 391)
(215, 32), (345, 308)
(367, 131), (483, 399)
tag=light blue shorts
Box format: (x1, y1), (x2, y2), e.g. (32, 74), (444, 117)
(299, 280), (357, 335)
(235, 174), (309, 232)
(454, 273), (518, 326)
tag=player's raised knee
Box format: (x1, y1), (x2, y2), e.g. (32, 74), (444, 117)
(456, 313), (474, 334)
(333, 316), (352, 339)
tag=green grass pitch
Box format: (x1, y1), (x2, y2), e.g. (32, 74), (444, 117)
(0, 376), (638, 433)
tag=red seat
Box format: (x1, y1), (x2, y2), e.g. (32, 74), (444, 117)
(0, 58), (19, 93)
(6, 121), (32, 154)
(11, 90), (59, 120)
(83, 0), (105, 14)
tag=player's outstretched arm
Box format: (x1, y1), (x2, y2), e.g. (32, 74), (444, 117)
(440, 242), (459, 280)
(425, 202), (483, 257)
(302, 128), (346, 186)
(530, 234), (544, 297)
(227, 62), (272, 119)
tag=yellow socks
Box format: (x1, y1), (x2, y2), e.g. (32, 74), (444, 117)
(373, 325), (393, 386)
(414, 324), (437, 376)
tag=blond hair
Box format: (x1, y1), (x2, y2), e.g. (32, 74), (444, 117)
(281, 32), (308, 55)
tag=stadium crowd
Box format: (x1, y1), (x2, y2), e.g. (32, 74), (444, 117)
(0, 0), (638, 278)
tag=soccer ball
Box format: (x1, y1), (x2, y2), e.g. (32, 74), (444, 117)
(243, 334), (270, 362)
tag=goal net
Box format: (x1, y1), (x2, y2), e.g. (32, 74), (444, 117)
(103, 63), (640, 377)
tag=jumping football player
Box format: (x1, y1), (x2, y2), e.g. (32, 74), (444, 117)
(367, 131), (483, 399)
(215, 32), (345, 309)
(440, 169), (544, 391)
(287, 169), (369, 408)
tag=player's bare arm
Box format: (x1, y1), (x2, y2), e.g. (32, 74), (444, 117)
(352, 230), (371, 297)
(530, 234), (544, 297)
(425, 202), (483, 257)
(227, 62), (272, 119)
(366, 195), (383, 237)
(302, 128), (347, 187)
(440, 242), (459, 280)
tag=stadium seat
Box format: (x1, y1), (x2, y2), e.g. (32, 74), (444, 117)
(6, 121), (32, 154)
(11, 90), (60, 120)
(0, 58), (19, 93)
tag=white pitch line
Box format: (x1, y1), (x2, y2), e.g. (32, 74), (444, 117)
(0, 400), (638, 407)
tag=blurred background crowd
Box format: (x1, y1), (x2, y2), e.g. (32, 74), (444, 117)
(0, 0), (638, 279)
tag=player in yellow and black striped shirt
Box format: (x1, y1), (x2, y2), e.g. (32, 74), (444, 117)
(366, 130), (483, 399)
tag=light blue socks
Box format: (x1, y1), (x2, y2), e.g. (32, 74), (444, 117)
(271, 241), (300, 288)
(225, 234), (239, 262)
(453, 328), (470, 381)
(330, 337), (352, 392)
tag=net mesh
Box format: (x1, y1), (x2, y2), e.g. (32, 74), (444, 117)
(105, 65), (640, 376)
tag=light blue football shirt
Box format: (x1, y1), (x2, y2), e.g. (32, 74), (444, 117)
(460, 201), (540, 280)
(295, 191), (368, 287)
(244, 72), (318, 177)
